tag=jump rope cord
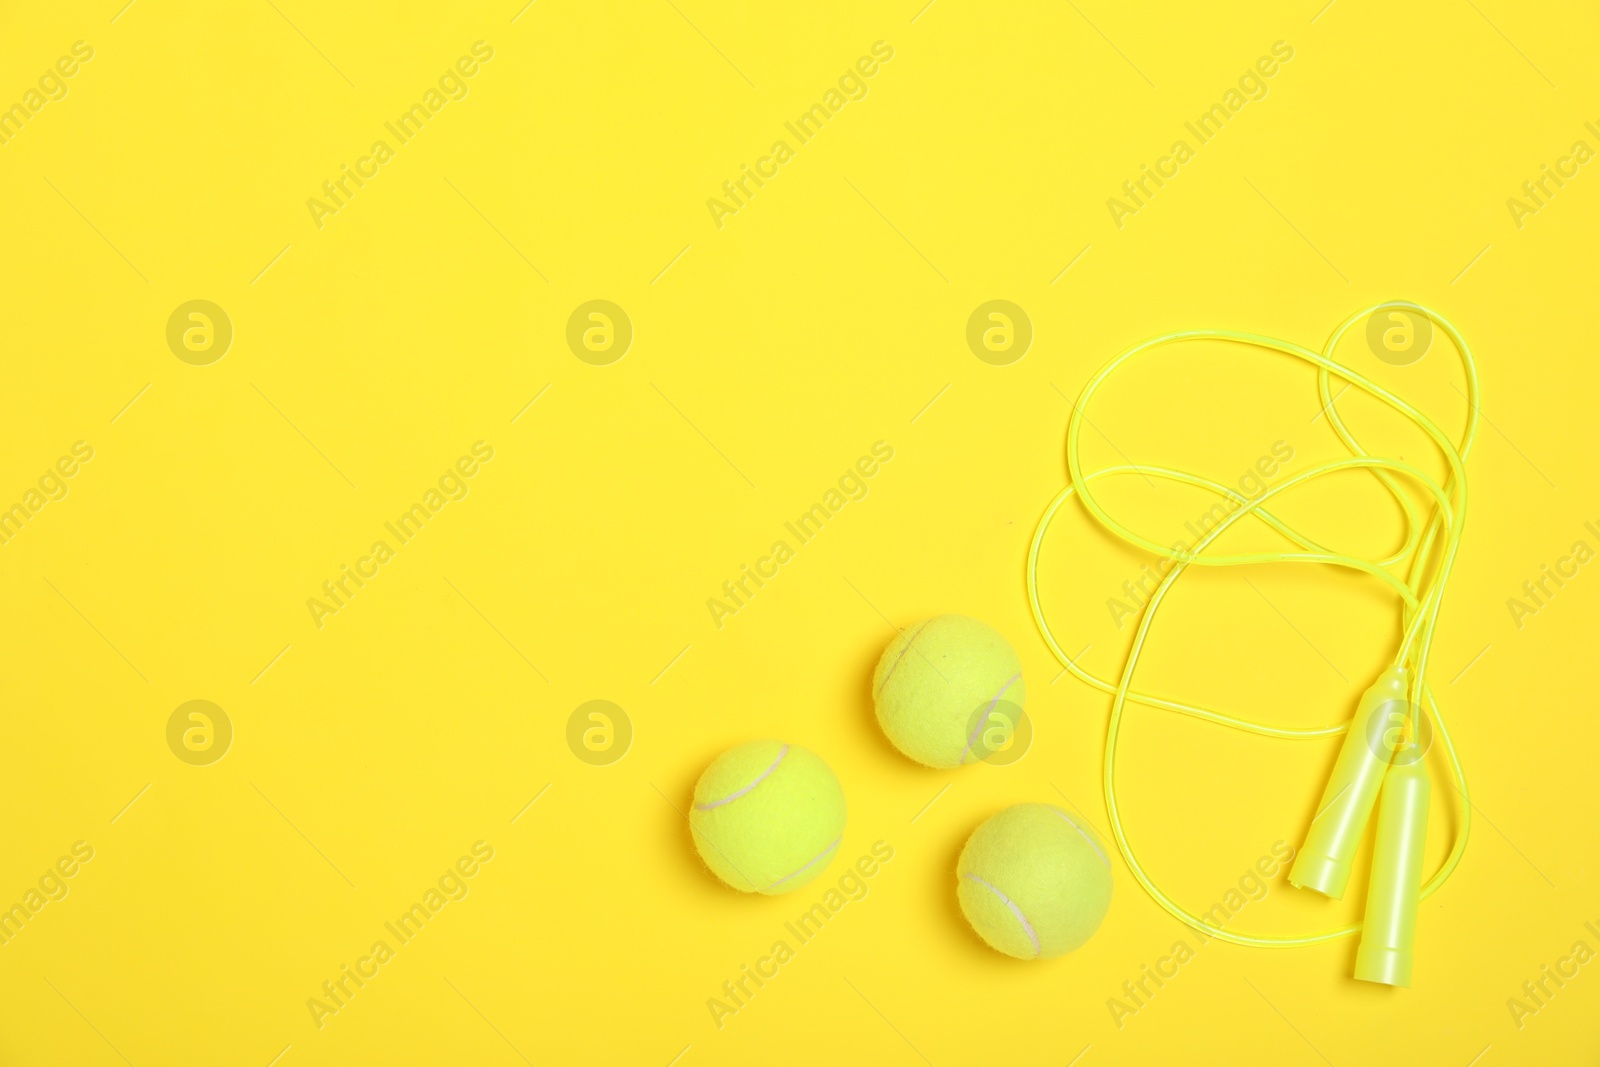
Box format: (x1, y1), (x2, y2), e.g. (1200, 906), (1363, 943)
(1026, 303), (1479, 948)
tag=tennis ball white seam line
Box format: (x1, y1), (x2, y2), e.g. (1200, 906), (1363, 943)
(963, 873), (1040, 958)
(957, 671), (1022, 763)
(696, 744), (789, 810)
(873, 619), (932, 697)
(766, 836), (842, 891)
(1050, 807), (1110, 868)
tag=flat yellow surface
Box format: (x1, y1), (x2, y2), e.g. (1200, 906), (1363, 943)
(3, 1), (1597, 1064)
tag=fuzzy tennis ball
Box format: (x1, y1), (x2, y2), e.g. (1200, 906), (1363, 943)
(873, 615), (1025, 768)
(957, 803), (1113, 960)
(690, 740), (847, 895)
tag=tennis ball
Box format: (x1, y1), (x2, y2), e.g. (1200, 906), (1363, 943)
(957, 803), (1113, 960)
(872, 615), (1025, 768)
(690, 740), (846, 895)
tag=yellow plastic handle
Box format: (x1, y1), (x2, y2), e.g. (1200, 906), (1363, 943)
(1289, 668), (1408, 899)
(1355, 756), (1431, 986)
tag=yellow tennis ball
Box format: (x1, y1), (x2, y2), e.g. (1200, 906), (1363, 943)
(872, 615), (1025, 768)
(690, 740), (847, 895)
(957, 803), (1113, 959)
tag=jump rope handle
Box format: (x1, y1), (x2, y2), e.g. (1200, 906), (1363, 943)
(1289, 668), (1409, 898)
(1356, 755), (1430, 986)
(1287, 667), (1430, 985)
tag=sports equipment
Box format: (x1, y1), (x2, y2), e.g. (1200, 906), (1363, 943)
(689, 740), (846, 894)
(1027, 302), (1475, 985)
(873, 615), (1025, 768)
(956, 803), (1113, 959)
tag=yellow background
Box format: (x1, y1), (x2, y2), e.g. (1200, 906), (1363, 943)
(2, 0), (1597, 1063)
